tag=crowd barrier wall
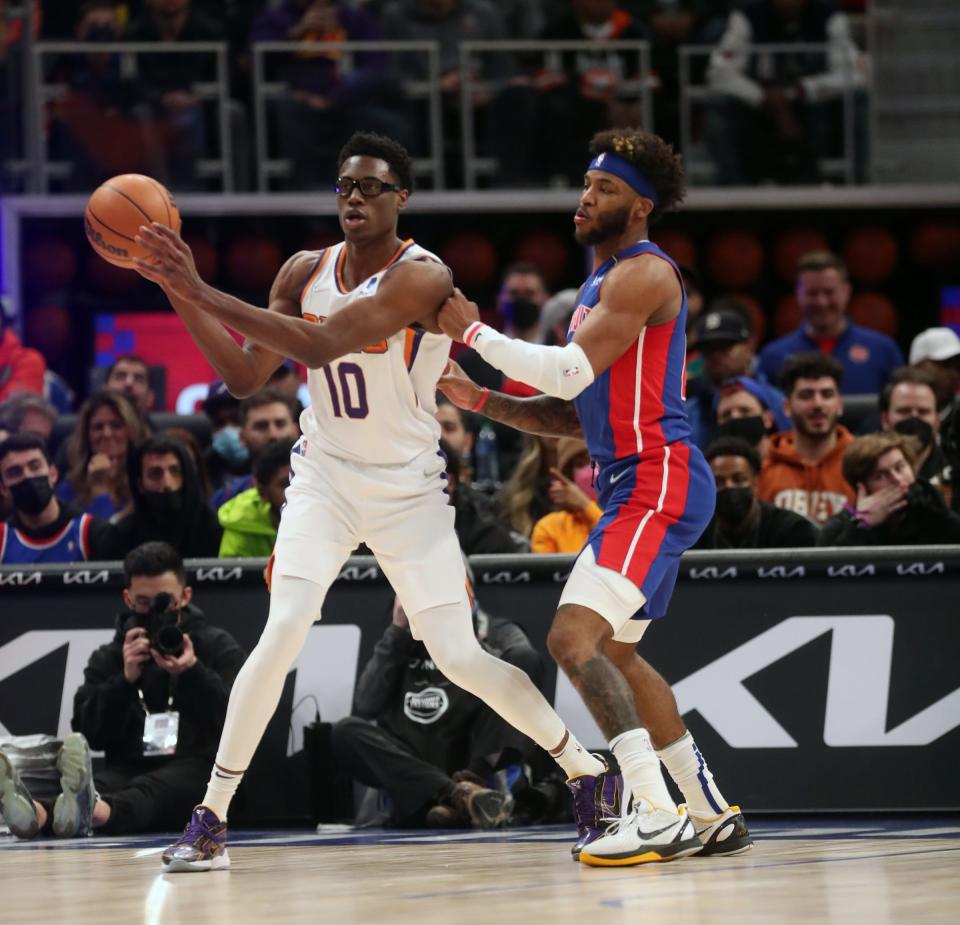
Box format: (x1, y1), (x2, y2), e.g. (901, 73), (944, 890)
(2, 548), (958, 817)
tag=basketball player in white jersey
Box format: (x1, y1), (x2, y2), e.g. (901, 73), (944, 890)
(132, 133), (617, 871)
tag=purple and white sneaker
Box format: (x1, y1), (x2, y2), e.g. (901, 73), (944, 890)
(161, 805), (230, 872)
(567, 763), (623, 861)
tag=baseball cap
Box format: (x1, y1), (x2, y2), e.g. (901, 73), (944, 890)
(909, 327), (960, 364)
(713, 376), (773, 413)
(694, 309), (751, 347)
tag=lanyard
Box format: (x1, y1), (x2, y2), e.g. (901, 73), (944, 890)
(137, 676), (177, 716)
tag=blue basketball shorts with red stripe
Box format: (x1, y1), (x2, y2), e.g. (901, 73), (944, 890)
(558, 441), (715, 641)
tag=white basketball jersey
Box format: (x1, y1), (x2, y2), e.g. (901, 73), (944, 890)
(298, 239), (451, 465)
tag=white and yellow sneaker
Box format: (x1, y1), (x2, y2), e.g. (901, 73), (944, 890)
(578, 803), (702, 867)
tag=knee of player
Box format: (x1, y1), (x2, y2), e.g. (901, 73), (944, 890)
(547, 608), (608, 670)
(427, 640), (484, 686)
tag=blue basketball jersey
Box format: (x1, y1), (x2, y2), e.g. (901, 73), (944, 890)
(0, 514), (94, 564)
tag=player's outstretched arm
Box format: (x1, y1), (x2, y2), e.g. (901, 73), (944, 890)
(439, 360), (583, 439)
(437, 258), (677, 400)
(135, 224), (450, 370)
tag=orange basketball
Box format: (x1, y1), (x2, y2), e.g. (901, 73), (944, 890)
(84, 174), (181, 268)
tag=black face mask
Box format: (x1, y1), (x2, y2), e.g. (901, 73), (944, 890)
(715, 487), (754, 522)
(893, 416), (935, 451)
(504, 298), (540, 331)
(142, 490), (183, 518)
(10, 476), (55, 516)
(716, 415), (767, 447)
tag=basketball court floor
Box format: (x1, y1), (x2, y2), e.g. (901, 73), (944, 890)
(1, 817), (957, 924)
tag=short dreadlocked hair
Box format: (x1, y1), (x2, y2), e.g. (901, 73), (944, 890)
(337, 131), (414, 193)
(588, 128), (686, 224)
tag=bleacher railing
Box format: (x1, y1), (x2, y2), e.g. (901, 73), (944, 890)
(29, 41), (233, 193)
(458, 40), (652, 190)
(251, 41), (444, 192)
(679, 42), (866, 186)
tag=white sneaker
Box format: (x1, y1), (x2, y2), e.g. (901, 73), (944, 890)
(684, 804), (754, 856)
(578, 803), (702, 867)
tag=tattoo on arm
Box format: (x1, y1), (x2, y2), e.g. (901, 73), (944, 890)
(482, 393), (583, 439)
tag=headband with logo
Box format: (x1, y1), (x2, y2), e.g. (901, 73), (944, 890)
(588, 152), (659, 206)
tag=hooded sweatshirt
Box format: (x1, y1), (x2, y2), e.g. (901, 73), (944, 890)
(758, 426), (855, 525)
(218, 486), (277, 558)
(105, 438), (222, 558)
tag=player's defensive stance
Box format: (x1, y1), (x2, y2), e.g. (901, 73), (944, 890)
(133, 133), (619, 871)
(437, 128), (753, 866)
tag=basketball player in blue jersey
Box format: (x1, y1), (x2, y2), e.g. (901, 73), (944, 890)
(132, 132), (620, 871)
(438, 128), (753, 866)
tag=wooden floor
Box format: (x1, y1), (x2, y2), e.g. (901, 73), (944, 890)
(1, 818), (957, 924)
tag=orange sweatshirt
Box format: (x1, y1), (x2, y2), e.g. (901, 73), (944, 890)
(758, 427), (856, 525)
(531, 502), (604, 554)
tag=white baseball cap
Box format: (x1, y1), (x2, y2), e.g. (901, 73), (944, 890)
(909, 327), (960, 364)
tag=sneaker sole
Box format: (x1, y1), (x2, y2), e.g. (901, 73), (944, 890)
(697, 837), (754, 857)
(467, 792), (511, 830)
(0, 756), (40, 839)
(579, 835), (703, 867)
(53, 735), (94, 837)
(162, 850), (231, 873)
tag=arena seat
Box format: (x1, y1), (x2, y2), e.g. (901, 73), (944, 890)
(840, 393), (879, 433)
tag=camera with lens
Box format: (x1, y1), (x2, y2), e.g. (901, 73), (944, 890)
(123, 592), (184, 658)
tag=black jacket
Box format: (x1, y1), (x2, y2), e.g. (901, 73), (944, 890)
(72, 604), (246, 766)
(818, 480), (960, 547)
(452, 483), (527, 555)
(695, 499), (818, 549)
(105, 439), (222, 558)
(353, 614), (542, 775)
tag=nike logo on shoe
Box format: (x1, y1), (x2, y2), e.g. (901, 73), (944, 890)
(636, 819), (684, 840)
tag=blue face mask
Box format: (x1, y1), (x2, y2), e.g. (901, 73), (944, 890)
(212, 426), (249, 466)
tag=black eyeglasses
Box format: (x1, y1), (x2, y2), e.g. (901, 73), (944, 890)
(334, 176), (403, 198)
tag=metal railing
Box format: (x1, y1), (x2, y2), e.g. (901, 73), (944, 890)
(251, 41), (444, 191)
(679, 42), (865, 186)
(28, 41), (233, 192)
(458, 40), (652, 189)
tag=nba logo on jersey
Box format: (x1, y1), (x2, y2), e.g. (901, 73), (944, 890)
(359, 275), (379, 296)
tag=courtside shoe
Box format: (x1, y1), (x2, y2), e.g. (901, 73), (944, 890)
(52, 733), (96, 837)
(579, 803), (702, 867)
(567, 765), (623, 861)
(162, 805), (230, 872)
(0, 749), (40, 838)
(685, 804), (754, 856)
(450, 780), (513, 830)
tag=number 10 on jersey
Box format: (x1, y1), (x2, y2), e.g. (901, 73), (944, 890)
(322, 362), (369, 419)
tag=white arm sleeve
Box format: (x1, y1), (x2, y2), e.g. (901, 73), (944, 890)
(465, 322), (595, 400)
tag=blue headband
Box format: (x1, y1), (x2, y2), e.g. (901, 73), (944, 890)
(588, 152), (659, 206)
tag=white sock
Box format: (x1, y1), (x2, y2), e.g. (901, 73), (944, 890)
(656, 731), (728, 819)
(549, 731), (605, 779)
(202, 764), (244, 821)
(611, 728), (677, 813)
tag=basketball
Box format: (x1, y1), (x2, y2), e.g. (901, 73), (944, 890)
(84, 174), (181, 268)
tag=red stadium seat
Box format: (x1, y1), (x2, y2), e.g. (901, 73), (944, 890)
(652, 229), (697, 270)
(440, 232), (498, 288)
(512, 231), (571, 289)
(843, 226), (899, 285)
(707, 231), (764, 288)
(773, 227), (829, 282)
(26, 304), (72, 363)
(848, 292), (898, 338)
(773, 294), (803, 337)
(25, 238), (78, 293)
(225, 236), (284, 293)
(909, 221), (960, 268)
(725, 293), (767, 345)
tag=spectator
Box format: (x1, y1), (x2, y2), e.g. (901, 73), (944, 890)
(266, 360), (305, 414)
(819, 432), (960, 546)
(442, 438), (526, 555)
(758, 251), (904, 395)
(713, 376), (783, 461)
(103, 355), (156, 420)
(0, 542), (247, 839)
(695, 436), (817, 549)
(0, 391), (58, 443)
(705, 0), (866, 185)
(249, 1), (405, 190)
(538, 288), (579, 347)
(106, 433), (222, 558)
(331, 588), (542, 829)
(127, 0), (221, 189)
(218, 438), (293, 557)
(166, 426), (214, 500)
(687, 303), (788, 448)
(0, 433), (113, 563)
(0, 309), (45, 402)
(436, 397), (474, 480)
(201, 380), (244, 491)
(908, 327), (960, 405)
(879, 367), (952, 503)
(531, 437), (602, 553)
(496, 434), (558, 539)
(57, 390), (147, 520)
(210, 388), (300, 509)
(758, 352), (855, 524)
(492, 0), (646, 187)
